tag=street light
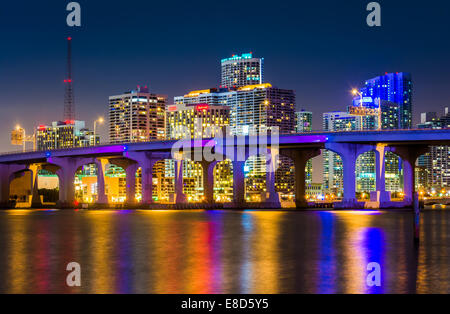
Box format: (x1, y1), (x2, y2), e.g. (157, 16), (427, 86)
(351, 89), (363, 107)
(351, 88), (382, 131)
(93, 117), (104, 146)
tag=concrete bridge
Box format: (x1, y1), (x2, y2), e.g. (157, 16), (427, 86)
(1, 129), (449, 209)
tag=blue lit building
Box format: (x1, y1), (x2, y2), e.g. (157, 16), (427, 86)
(355, 72), (413, 129)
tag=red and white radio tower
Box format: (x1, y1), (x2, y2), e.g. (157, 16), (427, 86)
(63, 36), (75, 121)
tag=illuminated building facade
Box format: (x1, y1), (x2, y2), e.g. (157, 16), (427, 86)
(357, 72), (413, 129)
(165, 102), (231, 202)
(294, 110), (313, 194)
(109, 86), (166, 143)
(417, 107), (450, 189)
(221, 53), (263, 88)
(36, 120), (99, 150)
(296, 110), (312, 133)
(175, 84), (295, 136)
(166, 103), (230, 139)
(230, 83), (296, 136)
(231, 84), (295, 200)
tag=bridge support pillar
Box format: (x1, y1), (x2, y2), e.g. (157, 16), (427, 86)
(370, 144), (391, 204)
(265, 150), (281, 208)
(388, 145), (429, 207)
(125, 163), (138, 205)
(49, 157), (94, 208)
(124, 152), (169, 205)
(200, 160), (217, 205)
(175, 158), (187, 204)
(95, 158), (108, 205)
(29, 164), (43, 208)
(280, 148), (321, 209)
(325, 143), (374, 209)
(232, 160), (246, 207)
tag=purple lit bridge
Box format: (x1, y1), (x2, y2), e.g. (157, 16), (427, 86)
(1, 129), (449, 209)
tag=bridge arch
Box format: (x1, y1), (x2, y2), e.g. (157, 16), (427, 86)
(151, 159), (174, 203)
(275, 154), (295, 201)
(9, 167), (33, 206)
(73, 162), (99, 204)
(213, 159), (233, 202)
(355, 151), (376, 199)
(244, 154), (268, 202)
(354, 148), (404, 201)
(36, 165), (61, 205)
(321, 148), (344, 199)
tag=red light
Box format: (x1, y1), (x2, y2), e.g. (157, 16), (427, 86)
(196, 104), (209, 111)
(168, 105), (177, 112)
(68, 37), (72, 41)
(38, 125), (46, 131)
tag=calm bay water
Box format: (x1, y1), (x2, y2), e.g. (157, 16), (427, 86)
(0, 208), (449, 294)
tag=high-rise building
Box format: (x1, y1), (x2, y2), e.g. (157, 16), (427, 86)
(221, 53), (264, 88)
(165, 102), (231, 202)
(230, 84), (296, 136)
(36, 120), (99, 150)
(357, 72), (412, 129)
(295, 110), (313, 187)
(230, 83), (295, 200)
(109, 86), (166, 143)
(295, 110), (312, 133)
(175, 84), (296, 136)
(417, 107), (450, 189)
(166, 103), (230, 139)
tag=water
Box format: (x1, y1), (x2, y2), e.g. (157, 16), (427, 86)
(0, 208), (449, 294)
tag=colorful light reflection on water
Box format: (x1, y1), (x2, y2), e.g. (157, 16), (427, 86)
(0, 209), (450, 293)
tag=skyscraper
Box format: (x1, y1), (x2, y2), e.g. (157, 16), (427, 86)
(221, 53), (264, 88)
(358, 72), (412, 129)
(295, 110), (312, 133)
(166, 103), (230, 140)
(109, 86), (166, 143)
(166, 103), (231, 202)
(295, 110), (313, 186)
(36, 120), (99, 150)
(175, 84), (296, 136)
(230, 84), (296, 136)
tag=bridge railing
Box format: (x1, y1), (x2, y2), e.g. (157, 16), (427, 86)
(0, 128), (447, 156)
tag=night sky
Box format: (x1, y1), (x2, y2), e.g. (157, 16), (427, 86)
(1, 0), (450, 154)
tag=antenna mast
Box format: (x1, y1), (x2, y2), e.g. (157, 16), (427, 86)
(64, 36), (75, 121)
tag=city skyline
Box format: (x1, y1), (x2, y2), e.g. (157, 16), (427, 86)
(3, 1), (450, 296)
(1, 1), (450, 152)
